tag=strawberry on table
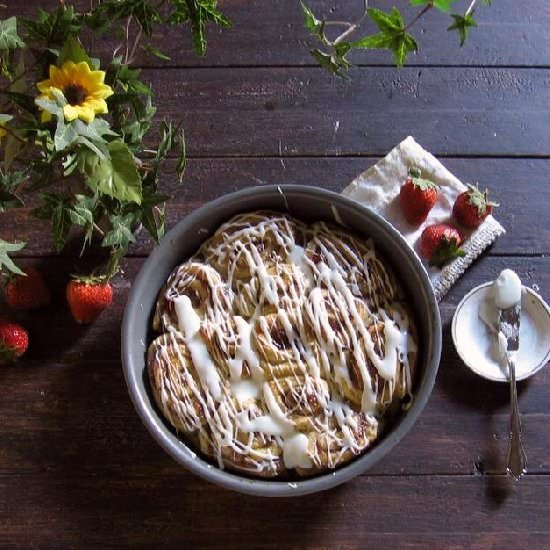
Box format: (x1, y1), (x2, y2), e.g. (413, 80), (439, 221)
(0, 321), (29, 363)
(452, 184), (498, 229)
(66, 276), (113, 324)
(399, 167), (439, 226)
(5, 267), (51, 310)
(420, 223), (466, 268)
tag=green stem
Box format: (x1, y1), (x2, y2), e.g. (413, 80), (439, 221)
(405, 2), (433, 32)
(465, 0), (478, 16)
(105, 248), (123, 281)
(92, 222), (105, 237)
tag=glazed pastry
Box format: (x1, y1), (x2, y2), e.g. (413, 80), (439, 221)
(147, 211), (418, 478)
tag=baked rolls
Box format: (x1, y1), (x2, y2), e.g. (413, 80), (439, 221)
(147, 211), (418, 478)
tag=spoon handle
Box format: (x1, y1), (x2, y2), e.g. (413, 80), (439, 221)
(506, 357), (527, 479)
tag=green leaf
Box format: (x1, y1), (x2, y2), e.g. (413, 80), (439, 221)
(301, 2), (322, 34)
(334, 41), (352, 57)
(310, 49), (349, 78)
(191, 11), (207, 56)
(68, 199), (94, 251)
(198, 0), (231, 27)
(361, 8), (418, 67)
(53, 110), (113, 158)
(0, 239), (25, 275)
(31, 193), (73, 251)
(22, 6), (80, 46)
(0, 170), (25, 212)
(54, 117), (79, 151)
(101, 213), (136, 249)
(0, 17), (25, 50)
(85, 118), (119, 138)
(353, 33), (394, 49)
(393, 32), (418, 67)
(72, 193), (99, 251)
(65, 119), (117, 158)
(62, 152), (79, 176)
(176, 127), (187, 182)
(57, 35), (93, 67)
(167, 0), (190, 24)
(367, 7), (403, 33)
(133, 0), (162, 37)
(448, 12), (477, 47)
(410, 0), (455, 13)
(68, 203), (93, 227)
(140, 189), (170, 242)
(36, 87), (67, 120)
(107, 59), (152, 96)
(79, 140), (142, 204)
(171, 0), (231, 56)
(141, 44), (171, 61)
(72, 136), (110, 159)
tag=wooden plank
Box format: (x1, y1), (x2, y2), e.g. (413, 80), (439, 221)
(8, 0), (550, 68)
(0, 474), (549, 547)
(142, 67), (550, 157)
(2, 158), (549, 257)
(1, 357), (549, 478)
(0, 257), (548, 478)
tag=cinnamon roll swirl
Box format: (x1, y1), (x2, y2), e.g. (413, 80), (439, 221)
(148, 211), (418, 478)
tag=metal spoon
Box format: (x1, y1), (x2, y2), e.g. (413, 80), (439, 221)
(498, 303), (527, 479)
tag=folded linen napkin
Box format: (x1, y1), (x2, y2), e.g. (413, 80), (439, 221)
(342, 136), (505, 302)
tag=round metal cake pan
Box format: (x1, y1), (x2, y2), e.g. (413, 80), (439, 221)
(121, 185), (442, 497)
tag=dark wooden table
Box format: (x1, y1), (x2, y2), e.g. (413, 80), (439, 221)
(1, 1), (549, 547)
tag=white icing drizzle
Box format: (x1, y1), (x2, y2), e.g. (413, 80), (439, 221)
(283, 433), (313, 469)
(174, 296), (222, 401)
(230, 378), (261, 403)
(149, 211), (418, 477)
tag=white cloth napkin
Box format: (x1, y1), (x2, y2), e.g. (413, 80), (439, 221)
(342, 136), (505, 302)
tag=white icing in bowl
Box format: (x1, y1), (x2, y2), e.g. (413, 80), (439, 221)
(452, 282), (550, 382)
(493, 269), (522, 310)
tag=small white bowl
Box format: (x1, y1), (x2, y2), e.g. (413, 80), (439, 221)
(452, 282), (550, 382)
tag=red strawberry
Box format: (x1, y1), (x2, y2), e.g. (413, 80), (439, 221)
(420, 223), (466, 267)
(66, 277), (113, 324)
(452, 184), (498, 229)
(5, 267), (51, 310)
(399, 168), (439, 225)
(0, 321), (29, 362)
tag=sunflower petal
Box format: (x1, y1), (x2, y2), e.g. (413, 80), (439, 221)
(85, 98), (108, 114)
(89, 70), (106, 85)
(63, 104), (79, 122)
(77, 105), (96, 123)
(89, 84), (114, 100)
(37, 80), (52, 94)
(41, 110), (53, 123)
(48, 65), (65, 87)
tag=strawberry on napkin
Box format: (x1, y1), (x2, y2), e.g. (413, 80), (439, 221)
(342, 136), (505, 302)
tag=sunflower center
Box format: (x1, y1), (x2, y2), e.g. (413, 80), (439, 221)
(63, 84), (88, 106)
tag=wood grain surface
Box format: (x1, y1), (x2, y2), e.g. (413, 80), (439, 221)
(1, 0), (549, 548)
(8, 1), (550, 68)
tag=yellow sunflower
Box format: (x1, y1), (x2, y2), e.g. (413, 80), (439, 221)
(36, 61), (113, 123)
